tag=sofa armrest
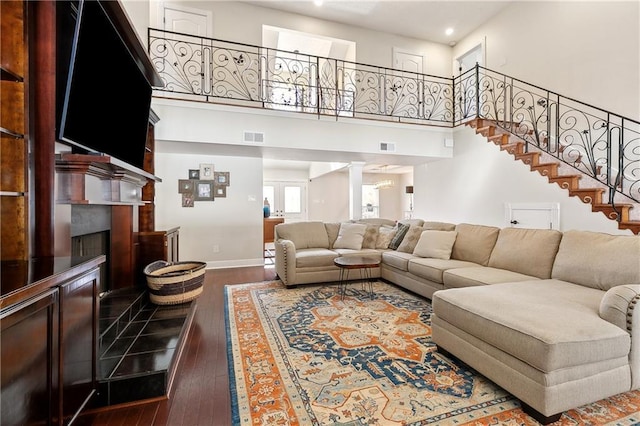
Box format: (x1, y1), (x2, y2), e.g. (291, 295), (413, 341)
(275, 239), (296, 286)
(600, 284), (640, 388)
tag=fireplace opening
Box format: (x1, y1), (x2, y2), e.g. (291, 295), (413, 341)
(71, 231), (110, 294)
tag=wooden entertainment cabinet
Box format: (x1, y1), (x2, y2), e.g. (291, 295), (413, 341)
(0, 1), (166, 423)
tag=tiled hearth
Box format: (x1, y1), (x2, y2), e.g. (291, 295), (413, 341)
(96, 287), (195, 406)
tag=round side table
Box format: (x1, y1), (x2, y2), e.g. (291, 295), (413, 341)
(333, 255), (381, 300)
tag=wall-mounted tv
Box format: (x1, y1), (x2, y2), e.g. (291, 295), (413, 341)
(57, 0), (152, 171)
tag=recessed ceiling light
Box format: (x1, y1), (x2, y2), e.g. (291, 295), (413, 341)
(314, 0), (323, 6)
(445, 28), (454, 36)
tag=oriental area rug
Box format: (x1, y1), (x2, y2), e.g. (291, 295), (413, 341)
(224, 280), (640, 425)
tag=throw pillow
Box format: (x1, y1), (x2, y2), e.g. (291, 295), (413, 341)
(375, 225), (397, 249)
(361, 224), (380, 249)
(388, 222), (410, 250)
(413, 230), (458, 259)
(397, 225), (425, 253)
(333, 223), (367, 250)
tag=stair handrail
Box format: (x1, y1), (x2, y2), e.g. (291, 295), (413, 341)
(454, 64), (640, 207)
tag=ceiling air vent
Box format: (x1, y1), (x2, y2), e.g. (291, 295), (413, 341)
(244, 131), (265, 143)
(379, 142), (396, 152)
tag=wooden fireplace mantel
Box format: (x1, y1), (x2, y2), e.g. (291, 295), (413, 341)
(55, 153), (162, 205)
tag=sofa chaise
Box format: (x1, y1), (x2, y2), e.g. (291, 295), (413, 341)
(272, 218), (640, 424)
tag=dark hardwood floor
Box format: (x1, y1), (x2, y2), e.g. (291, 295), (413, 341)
(77, 265), (277, 426)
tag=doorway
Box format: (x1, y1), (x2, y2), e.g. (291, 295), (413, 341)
(263, 181), (307, 222)
(455, 42), (484, 119)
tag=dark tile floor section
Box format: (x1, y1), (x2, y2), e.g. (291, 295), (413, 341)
(96, 287), (193, 406)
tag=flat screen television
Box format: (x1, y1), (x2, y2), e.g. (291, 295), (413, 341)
(58, 0), (152, 171)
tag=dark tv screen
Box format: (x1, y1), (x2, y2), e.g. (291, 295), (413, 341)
(58, 0), (151, 171)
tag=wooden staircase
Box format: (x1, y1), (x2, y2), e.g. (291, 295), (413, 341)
(468, 118), (640, 234)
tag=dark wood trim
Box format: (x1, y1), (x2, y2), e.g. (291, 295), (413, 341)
(110, 206), (134, 290)
(30, 0), (56, 258)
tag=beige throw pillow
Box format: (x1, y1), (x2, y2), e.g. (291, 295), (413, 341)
(375, 225), (397, 249)
(333, 223), (367, 250)
(413, 230), (458, 259)
(397, 225), (424, 253)
(361, 224), (380, 249)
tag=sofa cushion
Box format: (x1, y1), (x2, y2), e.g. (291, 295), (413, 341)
(407, 258), (480, 284)
(361, 224), (380, 249)
(381, 251), (416, 271)
(354, 218), (396, 227)
(399, 219), (424, 227)
(413, 230), (457, 259)
(276, 222), (329, 249)
(552, 230), (640, 290)
(333, 248), (381, 260)
(389, 222), (410, 250)
(375, 225), (397, 249)
(488, 227), (562, 278)
(443, 266), (539, 288)
(295, 248), (338, 268)
(333, 223), (367, 250)
(397, 225), (424, 253)
(432, 280), (630, 372)
(422, 221), (456, 231)
(451, 223), (500, 266)
(325, 222), (341, 248)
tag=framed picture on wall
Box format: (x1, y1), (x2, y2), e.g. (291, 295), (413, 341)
(188, 169), (200, 180)
(178, 179), (195, 194)
(214, 171), (230, 186)
(194, 180), (214, 201)
(199, 163), (215, 180)
(182, 193), (195, 207)
(214, 184), (227, 198)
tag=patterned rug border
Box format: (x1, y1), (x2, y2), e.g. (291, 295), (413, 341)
(224, 280), (640, 426)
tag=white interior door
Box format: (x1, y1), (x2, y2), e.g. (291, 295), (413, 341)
(505, 203), (560, 230)
(263, 182), (307, 222)
(162, 4), (211, 36)
(393, 48), (424, 74)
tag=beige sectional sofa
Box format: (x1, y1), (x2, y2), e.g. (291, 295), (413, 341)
(272, 218), (640, 424)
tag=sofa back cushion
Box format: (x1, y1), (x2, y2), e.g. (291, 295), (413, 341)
(422, 221), (456, 231)
(451, 223), (500, 266)
(353, 218), (397, 227)
(552, 230), (640, 290)
(488, 227), (562, 278)
(275, 222), (329, 249)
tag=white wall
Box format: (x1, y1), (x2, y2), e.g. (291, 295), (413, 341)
(454, 1), (640, 118)
(148, 1), (453, 76)
(154, 151), (265, 267)
(414, 126), (633, 235)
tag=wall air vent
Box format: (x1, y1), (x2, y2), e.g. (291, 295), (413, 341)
(379, 142), (396, 152)
(244, 131), (265, 143)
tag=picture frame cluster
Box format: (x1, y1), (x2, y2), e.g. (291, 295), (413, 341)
(179, 164), (230, 207)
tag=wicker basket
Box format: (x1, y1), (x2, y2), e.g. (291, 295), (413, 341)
(144, 260), (206, 305)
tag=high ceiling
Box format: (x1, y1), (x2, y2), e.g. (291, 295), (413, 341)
(244, 0), (512, 45)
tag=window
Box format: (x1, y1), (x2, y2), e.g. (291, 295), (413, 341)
(362, 184), (379, 218)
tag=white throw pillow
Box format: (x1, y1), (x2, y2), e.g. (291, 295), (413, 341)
(375, 225), (397, 249)
(333, 223), (367, 250)
(413, 230), (458, 259)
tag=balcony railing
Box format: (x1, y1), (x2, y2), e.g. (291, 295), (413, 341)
(148, 28), (640, 206)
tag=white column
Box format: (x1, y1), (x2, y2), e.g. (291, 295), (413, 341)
(348, 162), (365, 220)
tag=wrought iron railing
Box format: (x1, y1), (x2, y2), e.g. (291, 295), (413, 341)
(148, 28), (640, 207)
(455, 66), (640, 205)
(148, 29), (453, 126)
